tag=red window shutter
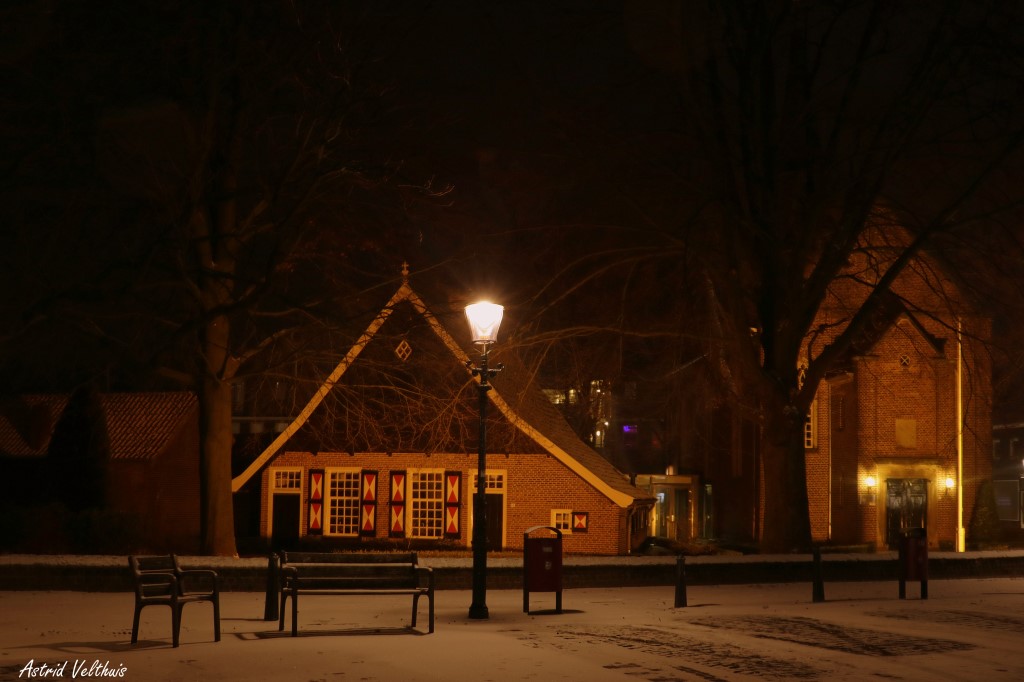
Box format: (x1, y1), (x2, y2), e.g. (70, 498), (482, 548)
(307, 469), (324, 535)
(389, 471), (406, 538)
(360, 470), (378, 536)
(445, 471), (461, 538)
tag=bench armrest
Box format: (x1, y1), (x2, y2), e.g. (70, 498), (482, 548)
(134, 572), (178, 598)
(416, 566), (434, 590)
(280, 566), (299, 587)
(178, 569), (220, 595)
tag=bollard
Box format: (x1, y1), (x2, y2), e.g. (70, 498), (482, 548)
(812, 546), (825, 603)
(264, 553), (280, 621)
(674, 555), (688, 608)
(898, 527), (928, 600)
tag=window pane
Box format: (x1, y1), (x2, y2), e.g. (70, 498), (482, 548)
(327, 470), (361, 536)
(410, 471), (444, 538)
(273, 469), (302, 490)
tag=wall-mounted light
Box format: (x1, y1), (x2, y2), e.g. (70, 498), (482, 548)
(862, 475), (877, 506)
(945, 476), (956, 491)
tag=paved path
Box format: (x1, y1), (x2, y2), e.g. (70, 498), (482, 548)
(3, 579), (1024, 681)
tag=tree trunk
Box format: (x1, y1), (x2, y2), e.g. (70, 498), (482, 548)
(760, 400), (813, 553)
(199, 313), (238, 557)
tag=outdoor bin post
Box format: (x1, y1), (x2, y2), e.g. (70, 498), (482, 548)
(674, 555), (687, 608)
(812, 546), (825, 603)
(523, 526), (563, 614)
(898, 527), (928, 600)
(264, 553), (280, 621)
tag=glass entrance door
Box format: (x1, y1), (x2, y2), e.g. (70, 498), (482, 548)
(653, 486), (691, 541)
(885, 478), (928, 549)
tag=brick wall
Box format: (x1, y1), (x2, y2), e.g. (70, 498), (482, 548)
(260, 450), (629, 555)
(109, 410), (202, 553)
(806, 384), (831, 541)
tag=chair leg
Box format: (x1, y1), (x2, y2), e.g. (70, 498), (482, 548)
(411, 594), (419, 628)
(172, 604), (182, 648)
(212, 599), (221, 642)
(278, 592), (287, 631)
(131, 605), (142, 644)
(291, 592), (298, 637)
(428, 592), (434, 634)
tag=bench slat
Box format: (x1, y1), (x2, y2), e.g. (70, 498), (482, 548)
(283, 573), (425, 588)
(282, 564), (416, 571)
(277, 551), (434, 636)
(282, 552), (418, 565)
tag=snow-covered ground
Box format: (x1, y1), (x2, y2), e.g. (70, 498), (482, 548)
(2, 578), (1024, 681)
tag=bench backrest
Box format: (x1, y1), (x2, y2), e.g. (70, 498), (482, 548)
(279, 552), (423, 589)
(280, 552), (418, 566)
(129, 554), (183, 598)
(131, 555), (180, 576)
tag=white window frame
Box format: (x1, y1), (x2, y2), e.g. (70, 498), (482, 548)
(473, 471), (506, 493)
(271, 467), (303, 491)
(470, 470), (507, 550)
(551, 509), (573, 534)
(408, 469), (445, 539)
(324, 468), (362, 537)
(268, 467), (303, 540)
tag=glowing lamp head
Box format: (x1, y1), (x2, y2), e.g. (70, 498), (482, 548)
(865, 475), (877, 489)
(465, 301), (504, 344)
(945, 476), (956, 490)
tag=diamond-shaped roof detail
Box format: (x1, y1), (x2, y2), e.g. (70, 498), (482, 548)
(395, 339), (413, 362)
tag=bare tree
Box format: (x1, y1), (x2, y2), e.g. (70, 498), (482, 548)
(502, 1), (1024, 550)
(0, 3), (436, 555)
(604, 0), (1024, 551)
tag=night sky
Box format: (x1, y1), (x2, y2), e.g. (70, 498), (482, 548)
(2, 1), (1023, 398)
(0, 1), (671, 388)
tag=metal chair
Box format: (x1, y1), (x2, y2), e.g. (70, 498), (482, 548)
(129, 555), (220, 647)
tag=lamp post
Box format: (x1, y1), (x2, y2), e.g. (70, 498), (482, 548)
(465, 301), (504, 620)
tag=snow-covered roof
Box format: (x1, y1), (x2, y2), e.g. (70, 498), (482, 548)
(0, 392), (196, 460)
(231, 279), (652, 508)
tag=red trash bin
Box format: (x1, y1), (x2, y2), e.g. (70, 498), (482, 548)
(523, 526), (562, 614)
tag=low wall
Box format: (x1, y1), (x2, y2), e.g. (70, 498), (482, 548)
(1, 551), (1022, 592)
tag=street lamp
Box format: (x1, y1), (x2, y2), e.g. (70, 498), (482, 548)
(465, 301), (504, 620)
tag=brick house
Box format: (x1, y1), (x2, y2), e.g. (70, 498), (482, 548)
(800, 239), (992, 551)
(0, 391), (201, 553)
(676, 230), (992, 551)
(231, 277), (654, 555)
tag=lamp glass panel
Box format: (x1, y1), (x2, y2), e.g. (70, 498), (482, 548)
(465, 302), (503, 343)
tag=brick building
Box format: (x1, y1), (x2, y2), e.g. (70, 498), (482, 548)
(636, 229), (994, 552)
(800, 239), (992, 551)
(231, 277), (654, 555)
(0, 391), (201, 553)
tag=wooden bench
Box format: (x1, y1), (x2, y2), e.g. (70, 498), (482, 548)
(129, 555), (220, 647)
(278, 552), (434, 636)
